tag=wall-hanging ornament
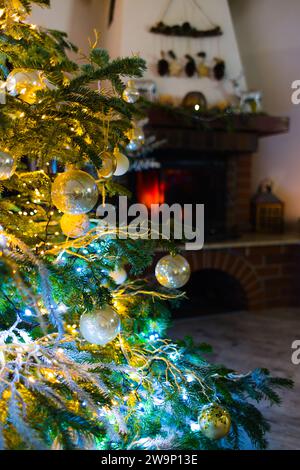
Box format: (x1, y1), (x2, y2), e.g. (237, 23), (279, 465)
(51, 169), (99, 215)
(150, 0), (223, 38)
(197, 52), (210, 78)
(79, 306), (121, 346)
(155, 254), (191, 289)
(182, 91), (207, 111)
(60, 213), (90, 239)
(122, 80), (140, 104)
(184, 54), (196, 78)
(198, 404), (231, 440)
(0, 150), (16, 180)
(168, 50), (182, 77)
(157, 51), (170, 77)
(213, 58), (226, 81)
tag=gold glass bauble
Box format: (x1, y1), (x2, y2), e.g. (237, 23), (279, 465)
(198, 404), (231, 440)
(80, 307), (121, 346)
(52, 169), (99, 215)
(98, 152), (117, 179)
(113, 149), (130, 176)
(60, 213), (90, 238)
(122, 80), (140, 104)
(6, 69), (46, 104)
(0, 151), (16, 180)
(155, 254), (191, 289)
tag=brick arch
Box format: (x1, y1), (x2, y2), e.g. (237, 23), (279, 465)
(185, 250), (266, 310)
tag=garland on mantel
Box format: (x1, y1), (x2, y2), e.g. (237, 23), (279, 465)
(140, 101), (266, 132)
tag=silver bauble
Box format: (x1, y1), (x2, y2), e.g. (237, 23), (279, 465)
(80, 307), (121, 346)
(122, 80), (140, 104)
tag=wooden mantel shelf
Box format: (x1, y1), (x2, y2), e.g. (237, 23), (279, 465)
(147, 107), (290, 137)
(145, 108), (290, 154)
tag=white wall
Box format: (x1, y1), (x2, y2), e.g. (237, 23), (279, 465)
(30, 0), (105, 55)
(230, 0), (300, 227)
(101, 0), (245, 106)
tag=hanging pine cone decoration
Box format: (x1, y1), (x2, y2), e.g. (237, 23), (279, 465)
(213, 58), (226, 81)
(158, 51), (169, 77)
(185, 55), (196, 77)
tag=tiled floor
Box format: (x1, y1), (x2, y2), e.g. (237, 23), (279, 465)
(170, 309), (300, 450)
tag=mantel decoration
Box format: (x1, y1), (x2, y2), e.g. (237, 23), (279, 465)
(150, 0), (223, 38)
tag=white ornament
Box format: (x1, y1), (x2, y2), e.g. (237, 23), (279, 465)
(0, 225), (7, 248)
(109, 267), (127, 285)
(80, 307), (121, 346)
(113, 149), (130, 176)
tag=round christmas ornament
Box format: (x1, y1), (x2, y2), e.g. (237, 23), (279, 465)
(6, 69), (46, 104)
(0, 225), (7, 249)
(198, 404), (231, 440)
(125, 125), (145, 153)
(60, 213), (90, 238)
(97, 152), (117, 179)
(113, 149), (130, 176)
(109, 267), (127, 285)
(80, 306), (121, 346)
(51, 169), (99, 215)
(0, 151), (15, 180)
(155, 254), (191, 289)
(122, 80), (140, 104)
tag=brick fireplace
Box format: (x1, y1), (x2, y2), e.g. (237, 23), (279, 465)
(135, 108), (298, 312)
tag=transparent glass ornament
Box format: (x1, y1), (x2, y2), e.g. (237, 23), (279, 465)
(122, 80), (140, 104)
(97, 152), (117, 179)
(60, 213), (90, 238)
(80, 307), (121, 346)
(0, 151), (15, 180)
(6, 69), (46, 104)
(52, 169), (99, 214)
(155, 254), (191, 289)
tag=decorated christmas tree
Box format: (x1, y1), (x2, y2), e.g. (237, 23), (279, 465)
(0, 0), (292, 450)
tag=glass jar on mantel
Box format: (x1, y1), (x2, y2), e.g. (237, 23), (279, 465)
(251, 180), (284, 234)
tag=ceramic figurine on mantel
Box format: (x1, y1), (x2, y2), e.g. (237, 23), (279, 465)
(240, 91), (263, 113)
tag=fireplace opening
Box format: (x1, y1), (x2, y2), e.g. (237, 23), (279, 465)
(129, 148), (231, 241)
(174, 269), (248, 317)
